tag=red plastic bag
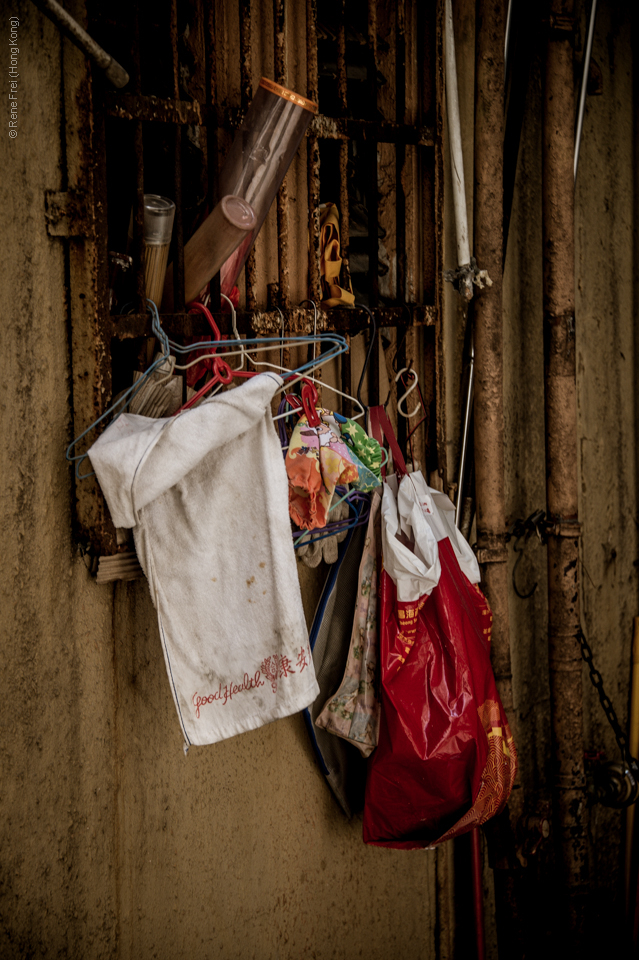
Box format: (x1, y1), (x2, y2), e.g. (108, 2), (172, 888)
(362, 407), (517, 849)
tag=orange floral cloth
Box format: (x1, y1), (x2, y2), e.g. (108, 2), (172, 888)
(286, 412), (359, 530)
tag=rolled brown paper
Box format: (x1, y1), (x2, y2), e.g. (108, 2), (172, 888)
(162, 195), (256, 310)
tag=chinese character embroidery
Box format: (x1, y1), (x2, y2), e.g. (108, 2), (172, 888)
(260, 653), (297, 692)
(296, 646), (310, 672)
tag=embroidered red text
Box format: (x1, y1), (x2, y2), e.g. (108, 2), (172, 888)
(192, 670), (265, 718)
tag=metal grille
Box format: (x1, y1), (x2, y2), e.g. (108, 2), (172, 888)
(67, 0), (443, 555)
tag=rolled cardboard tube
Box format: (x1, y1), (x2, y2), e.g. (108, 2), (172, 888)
(162, 195), (256, 311)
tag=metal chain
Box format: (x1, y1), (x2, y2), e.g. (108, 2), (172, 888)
(577, 628), (639, 777)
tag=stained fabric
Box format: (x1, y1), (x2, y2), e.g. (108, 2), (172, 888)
(88, 373), (319, 749)
(315, 488), (382, 757)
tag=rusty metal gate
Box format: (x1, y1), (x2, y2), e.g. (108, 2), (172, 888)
(53, 0), (444, 560)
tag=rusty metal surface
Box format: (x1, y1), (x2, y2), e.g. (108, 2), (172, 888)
(434, 0), (446, 485)
(306, 0), (321, 305)
(65, 42), (116, 554)
(169, 0), (185, 311)
(274, 0), (290, 308)
(472, 8), (522, 950)
(542, 0), (587, 934)
(103, 91), (204, 124)
(395, 0), (406, 303)
(309, 114), (435, 146)
(44, 188), (90, 236)
(239, 0), (257, 308)
(111, 304), (435, 340)
(366, 0), (379, 313)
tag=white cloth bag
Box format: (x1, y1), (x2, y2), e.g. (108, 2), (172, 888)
(88, 373), (319, 749)
(381, 470), (480, 602)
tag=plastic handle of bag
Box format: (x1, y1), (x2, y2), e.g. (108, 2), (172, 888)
(368, 405), (407, 479)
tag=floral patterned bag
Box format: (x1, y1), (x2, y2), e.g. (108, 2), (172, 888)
(315, 489), (382, 757)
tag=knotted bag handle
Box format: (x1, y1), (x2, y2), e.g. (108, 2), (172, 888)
(368, 405), (407, 480)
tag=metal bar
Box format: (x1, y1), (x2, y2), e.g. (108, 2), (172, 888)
(307, 0), (321, 305)
(337, 1), (350, 287)
(420, 3), (436, 304)
(170, 0), (185, 311)
(434, 0), (447, 486)
(574, 0), (598, 182)
(131, 12), (146, 310)
(473, 5), (521, 952)
(103, 92), (203, 125)
(204, 0), (220, 308)
(307, 114), (436, 145)
(239, 0), (257, 309)
(366, 0), (379, 403)
(274, 0), (290, 308)
(367, 0), (379, 309)
(110, 305), (435, 340)
(543, 0), (587, 939)
(396, 0), (407, 304)
(455, 336), (474, 527)
(30, 0), (129, 88)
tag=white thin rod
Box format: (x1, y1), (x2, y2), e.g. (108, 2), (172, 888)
(574, 0), (598, 183)
(504, 0), (513, 90)
(445, 0), (471, 271)
(455, 337), (475, 529)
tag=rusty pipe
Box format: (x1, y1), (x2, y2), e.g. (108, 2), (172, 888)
(542, 0), (587, 939)
(30, 0), (129, 88)
(473, 0), (514, 743)
(472, 0), (523, 952)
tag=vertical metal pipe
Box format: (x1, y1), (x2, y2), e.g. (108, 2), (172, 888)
(170, 0), (185, 311)
(473, 1), (521, 951)
(306, 0), (321, 305)
(395, 0), (407, 305)
(473, 0), (513, 733)
(131, 11), (145, 310)
(337, 1), (350, 286)
(204, 0), (220, 308)
(542, 0), (587, 939)
(239, 0), (257, 309)
(274, 0), (290, 307)
(367, 0), (379, 310)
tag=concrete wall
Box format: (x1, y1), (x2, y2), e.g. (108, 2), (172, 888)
(443, 0), (638, 937)
(2, 0), (637, 956)
(0, 3), (444, 958)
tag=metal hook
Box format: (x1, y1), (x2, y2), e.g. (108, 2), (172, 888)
(355, 303), (377, 409)
(511, 533), (538, 600)
(395, 367), (420, 418)
(506, 509), (547, 599)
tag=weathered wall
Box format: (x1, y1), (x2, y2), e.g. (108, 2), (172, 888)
(0, 3), (443, 959)
(442, 0), (638, 939)
(3, 0), (638, 956)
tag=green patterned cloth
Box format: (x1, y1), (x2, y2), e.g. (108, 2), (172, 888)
(339, 419), (383, 482)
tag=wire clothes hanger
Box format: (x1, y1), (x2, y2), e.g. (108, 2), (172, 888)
(66, 298), (349, 479)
